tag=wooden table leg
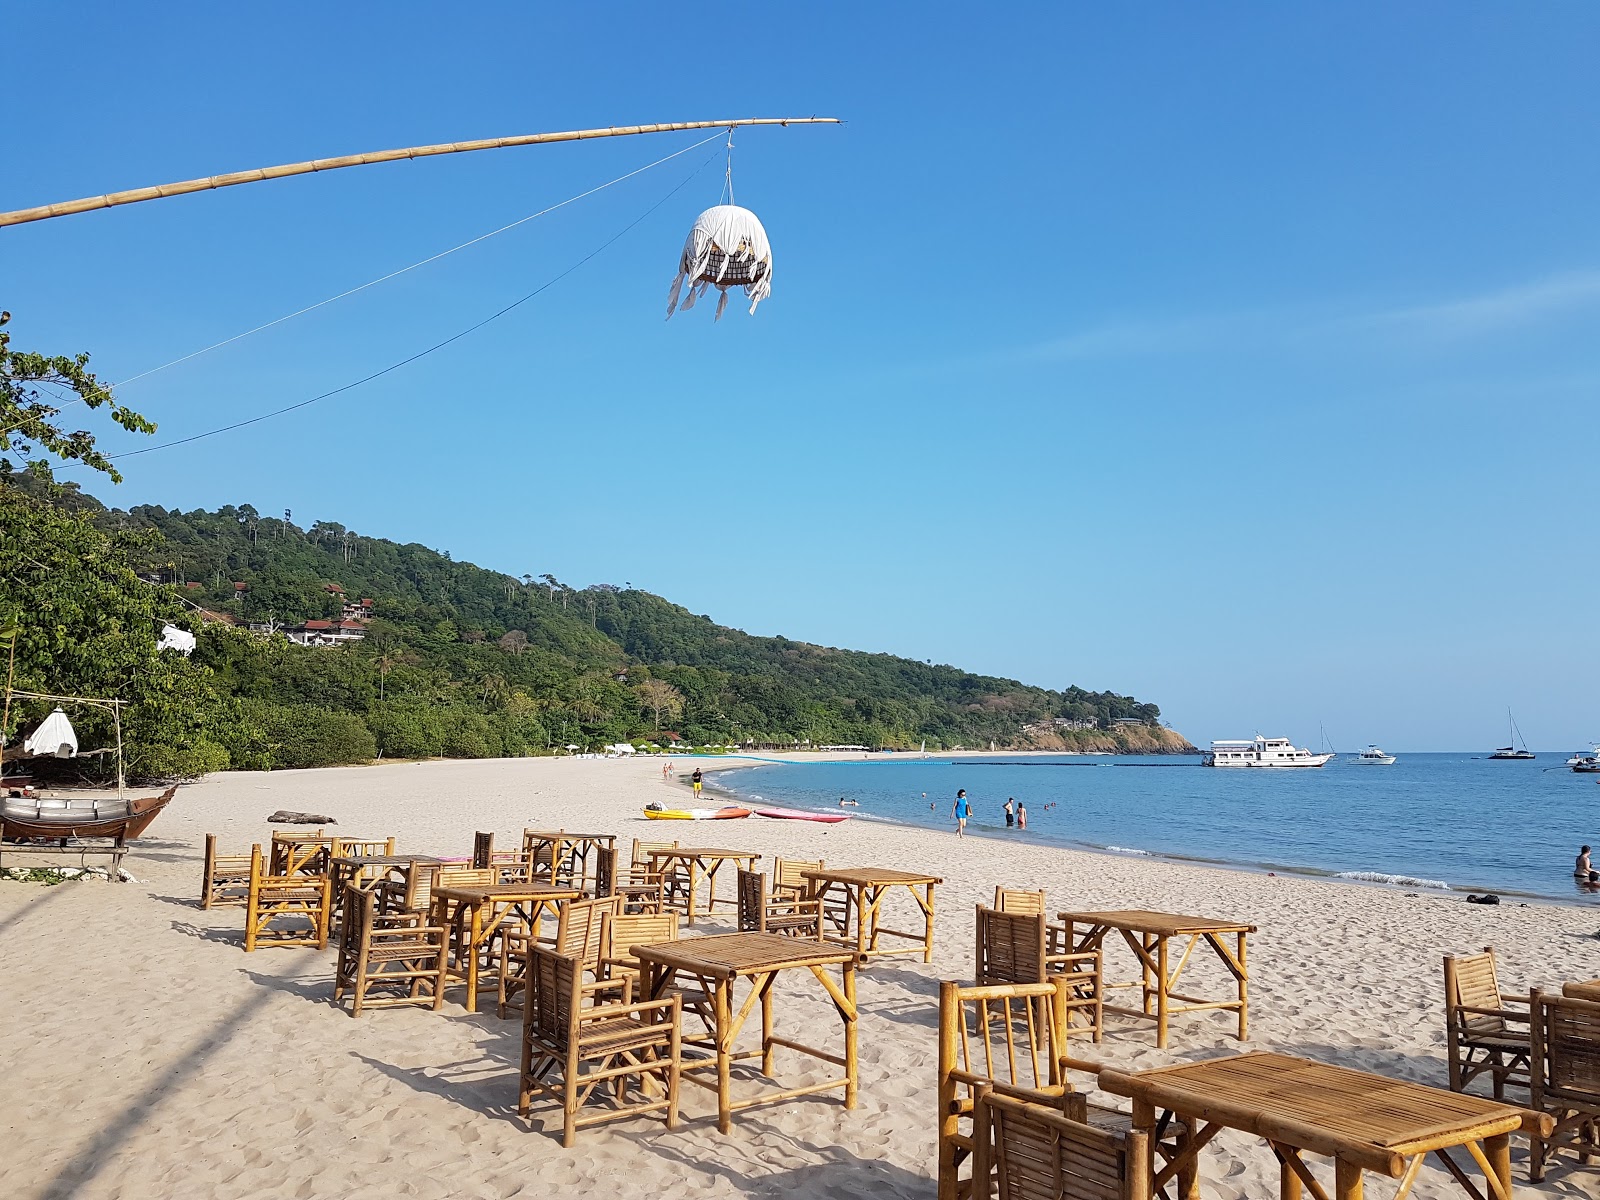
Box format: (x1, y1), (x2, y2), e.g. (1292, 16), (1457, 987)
(855, 885), (869, 958)
(1484, 1134), (1511, 1200)
(761, 973), (775, 1076)
(1237, 931), (1249, 1041)
(687, 858), (702, 925)
(463, 902), (483, 1013)
(1132, 1099), (1159, 1190)
(715, 977), (733, 1133)
(843, 957), (859, 1108)
(923, 882), (936, 963)
(1156, 935), (1170, 1049)
(1334, 1159), (1363, 1200)
(1279, 1149), (1302, 1200)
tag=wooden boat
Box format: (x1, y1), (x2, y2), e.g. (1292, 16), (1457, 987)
(642, 805), (752, 820)
(0, 785), (177, 841)
(755, 806), (850, 823)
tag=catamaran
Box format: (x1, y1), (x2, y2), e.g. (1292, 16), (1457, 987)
(1202, 737), (1334, 768)
(1488, 710), (1535, 760)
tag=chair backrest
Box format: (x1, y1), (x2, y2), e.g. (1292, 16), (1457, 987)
(473, 831), (494, 870)
(337, 837), (396, 859)
(994, 887), (1046, 915)
(594, 845), (617, 899)
(978, 1091), (1148, 1200)
(555, 895), (622, 967)
(528, 944), (583, 1048)
(633, 838), (677, 871)
(340, 883), (377, 955)
(1533, 989), (1600, 1098)
(938, 978), (1072, 1200)
(977, 905), (1049, 987)
(601, 910), (679, 968)
(775, 858), (823, 893)
(1445, 945), (1506, 1035)
(737, 868), (768, 932)
(411, 865), (495, 914)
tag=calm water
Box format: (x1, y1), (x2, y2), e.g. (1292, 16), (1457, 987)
(709, 753), (1600, 903)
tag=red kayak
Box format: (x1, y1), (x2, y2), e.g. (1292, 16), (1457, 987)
(755, 806), (850, 824)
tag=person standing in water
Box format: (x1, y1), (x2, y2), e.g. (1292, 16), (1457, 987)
(1004, 798), (1015, 828)
(1016, 801), (1027, 830)
(1577, 845), (1593, 877)
(951, 789), (970, 837)
(691, 767), (703, 799)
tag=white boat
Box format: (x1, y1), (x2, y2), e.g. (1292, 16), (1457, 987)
(1488, 709), (1535, 760)
(1354, 745), (1396, 765)
(1202, 737), (1334, 768)
(1571, 746), (1600, 773)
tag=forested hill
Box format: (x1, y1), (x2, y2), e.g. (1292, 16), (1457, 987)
(4, 475), (1192, 777)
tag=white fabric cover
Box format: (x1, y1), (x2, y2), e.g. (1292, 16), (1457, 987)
(158, 624), (197, 655)
(23, 707), (78, 758)
(666, 205), (773, 321)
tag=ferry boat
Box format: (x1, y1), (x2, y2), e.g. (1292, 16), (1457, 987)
(1354, 745), (1396, 765)
(1202, 737), (1334, 768)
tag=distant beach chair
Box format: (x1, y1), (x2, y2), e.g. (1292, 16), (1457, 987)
(332, 884), (446, 1016)
(517, 945), (682, 1147)
(976, 905), (1101, 1043)
(244, 844), (332, 951)
(737, 867), (823, 939)
(201, 833), (253, 909)
(972, 1090), (1150, 1200)
(937, 978), (1160, 1200)
(1529, 987), (1600, 1179)
(1444, 945), (1532, 1098)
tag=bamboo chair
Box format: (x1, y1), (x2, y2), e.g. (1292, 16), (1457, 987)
(244, 844), (333, 951)
(1529, 988), (1600, 1180)
(633, 838), (689, 904)
(268, 829), (334, 876)
(518, 945), (682, 1147)
(977, 906), (1101, 1042)
(1443, 945), (1532, 1098)
(473, 830), (494, 869)
(594, 845), (665, 913)
(972, 1090), (1150, 1200)
(737, 867), (823, 939)
(335, 836), (396, 859)
(600, 909), (716, 1040)
(500, 895), (624, 1019)
(201, 834), (253, 908)
(332, 885), (447, 1016)
(774, 857), (824, 899)
(994, 887), (1046, 915)
(937, 979), (1177, 1200)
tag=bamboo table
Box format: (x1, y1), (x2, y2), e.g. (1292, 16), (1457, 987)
(1562, 979), (1600, 1002)
(631, 931), (858, 1134)
(330, 853), (442, 929)
(431, 882), (580, 1012)
(645, 846), (760, 924)
(1056, 908), (1254, 1048)
(520, 829), (616, 891)
(801, 866), (941, 963)
(268, 832), (341, 877)
(1100, 1052), (1552, 1200)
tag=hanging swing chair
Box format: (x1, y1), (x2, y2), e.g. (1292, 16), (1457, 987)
(666, 204), (773, 321)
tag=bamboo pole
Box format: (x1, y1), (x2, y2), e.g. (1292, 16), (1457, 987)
(0, 118), (841, 228)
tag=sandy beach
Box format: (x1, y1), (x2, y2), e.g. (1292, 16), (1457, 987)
(4, 753), (1599, 1200)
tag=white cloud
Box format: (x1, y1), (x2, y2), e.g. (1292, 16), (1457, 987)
(1353, 271), (1600, 340)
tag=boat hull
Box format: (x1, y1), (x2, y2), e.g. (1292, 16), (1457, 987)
(0, 786), (177, 841)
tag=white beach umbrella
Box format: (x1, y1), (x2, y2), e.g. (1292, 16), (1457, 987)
(23, 707), (78, 758)
(666, 205), (773, 321)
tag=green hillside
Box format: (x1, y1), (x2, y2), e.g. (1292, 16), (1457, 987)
(3, 473), (1187, 777)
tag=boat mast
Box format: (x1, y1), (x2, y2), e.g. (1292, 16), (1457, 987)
(0, 118), (841, 228)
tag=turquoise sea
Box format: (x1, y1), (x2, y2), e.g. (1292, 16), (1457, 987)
(708, 753), (1600, 904)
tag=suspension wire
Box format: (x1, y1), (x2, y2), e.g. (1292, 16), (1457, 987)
(724, 126), (736, 206)
(2, 130), (726, 443)
(105, 148), (719, 463)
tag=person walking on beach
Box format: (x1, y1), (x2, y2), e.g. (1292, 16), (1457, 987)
(691, 767), (703, 799)
(1016, 801), (1027, 830)
(951, 789), (970, 837)
(1004, 797), (1015, 828)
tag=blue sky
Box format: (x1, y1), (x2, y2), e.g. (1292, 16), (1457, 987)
(6, 4), (1598, 750)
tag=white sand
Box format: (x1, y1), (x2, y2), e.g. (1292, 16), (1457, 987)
(4, 754), (1599, 1200)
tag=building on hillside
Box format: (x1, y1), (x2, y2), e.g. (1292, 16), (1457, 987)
(1111, 717), (1149, 728)
(341, 597), (374, 622)
(283, 618), (367, 648)
(1021, 717), (1098, 735)
(323, 583), (346, 596)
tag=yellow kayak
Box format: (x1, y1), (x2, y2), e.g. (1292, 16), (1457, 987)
(643, 806), (752, 820)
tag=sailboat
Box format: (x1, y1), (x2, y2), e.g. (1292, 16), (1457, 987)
(1488, 710), (1536, 760)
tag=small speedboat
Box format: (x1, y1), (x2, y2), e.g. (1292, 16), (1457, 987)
(1354, 746), (1396, 765)
(1571, 747), (1600, 773)
(643, 805), (752, 820)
